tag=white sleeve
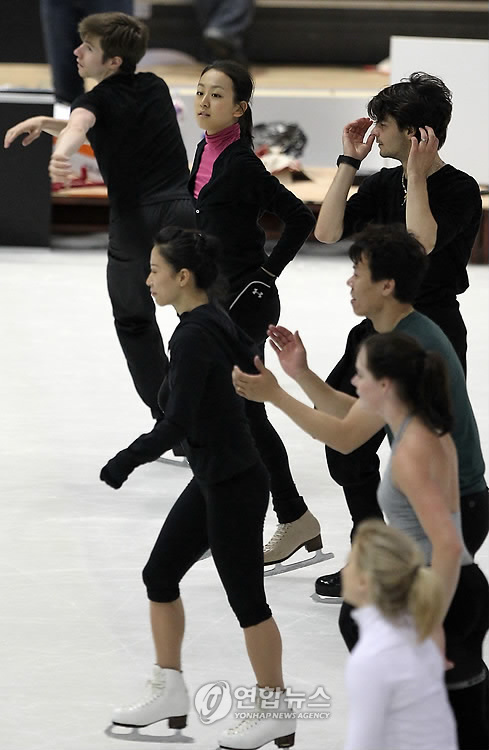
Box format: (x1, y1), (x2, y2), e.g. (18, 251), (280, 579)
(344, 652), (390, 750)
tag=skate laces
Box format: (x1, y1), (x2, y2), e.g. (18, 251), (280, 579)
(124, 675), (166, 710)
(264, 523), (292, 552)
(226, 714), (263, 735)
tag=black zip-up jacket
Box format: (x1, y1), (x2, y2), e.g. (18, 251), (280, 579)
(100, 303), (262, 487)
(189, 139), (316, 291)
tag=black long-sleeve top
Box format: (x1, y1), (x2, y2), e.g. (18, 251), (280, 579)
(189, 139), (316, 291)
(116, 303), (261, 483)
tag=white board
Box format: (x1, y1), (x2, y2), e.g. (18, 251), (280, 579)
(390, 36), (489, 185)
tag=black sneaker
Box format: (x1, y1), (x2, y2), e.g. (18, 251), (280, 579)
(315, 569), (342, 597)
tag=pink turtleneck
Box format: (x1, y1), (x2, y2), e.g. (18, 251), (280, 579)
(193, 122), (241, 198)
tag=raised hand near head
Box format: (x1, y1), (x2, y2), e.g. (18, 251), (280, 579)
(342, 117), (375, 162)
(407, 126), (439, 180)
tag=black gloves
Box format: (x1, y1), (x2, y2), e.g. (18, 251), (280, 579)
(100, 448), (137, 489)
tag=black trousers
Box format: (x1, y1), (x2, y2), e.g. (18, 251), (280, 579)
(339, 491), (489, 648)
(339, 564), (489, 750)
(228, 282), (307, 524)
(107, 199), (195, 419)
(142, 461), (272, 628)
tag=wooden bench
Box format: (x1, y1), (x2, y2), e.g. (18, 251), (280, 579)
(52, 168), (488, 263)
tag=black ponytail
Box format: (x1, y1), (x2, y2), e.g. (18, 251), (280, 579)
(200, 60), (254, 146)
(362, 332), (453, 435)
(154, 226), (227, 300)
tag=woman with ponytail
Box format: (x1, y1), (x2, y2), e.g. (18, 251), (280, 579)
(100, 228), (296, 750)
(190, 60), (322, 570)
(342, 519), (458, 750)
(348, 331), (488, 749)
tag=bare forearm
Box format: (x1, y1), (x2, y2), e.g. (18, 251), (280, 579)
(53, 123), (88, 158)
(295, 368), (356, 417)
(315, 165), (356, 243)
(406, 176), (438, 253)
(271, 387), (371, 453)
(41, 117), (69, 137)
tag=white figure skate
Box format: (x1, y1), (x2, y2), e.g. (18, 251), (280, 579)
(219, 688), (296, 749)
(111, 666), (189, 729)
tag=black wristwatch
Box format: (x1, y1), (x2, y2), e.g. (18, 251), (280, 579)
(337, 155), (361, 170)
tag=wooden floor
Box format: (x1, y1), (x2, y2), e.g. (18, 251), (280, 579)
(0, 62), (388, 92)
(139, 63), (389, 91)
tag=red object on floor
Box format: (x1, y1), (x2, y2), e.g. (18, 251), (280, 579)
(51, 166), (105, 193)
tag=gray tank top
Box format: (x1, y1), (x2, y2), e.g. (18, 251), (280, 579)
(377, 416), (472, 566)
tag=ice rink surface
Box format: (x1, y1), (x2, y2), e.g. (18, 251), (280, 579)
(0, 245), (487, 749)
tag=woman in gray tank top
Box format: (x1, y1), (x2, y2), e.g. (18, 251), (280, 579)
(350, 331), (488, 750)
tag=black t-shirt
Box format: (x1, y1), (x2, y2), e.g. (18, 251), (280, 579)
(342, 165), (482, 308)
(72, 72), (189, 209)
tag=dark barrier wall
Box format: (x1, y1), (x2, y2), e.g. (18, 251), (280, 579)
(1, 1), (487, 65)
(0, 93), (54, 246)
(0, 1), (46, 63)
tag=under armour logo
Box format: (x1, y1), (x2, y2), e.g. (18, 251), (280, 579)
(252, 287), (264, 298)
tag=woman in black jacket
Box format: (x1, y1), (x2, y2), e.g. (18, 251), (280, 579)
(190, 60), (322, 568)
(100, 228), (296, 750)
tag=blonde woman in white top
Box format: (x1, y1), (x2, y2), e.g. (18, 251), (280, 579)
(342, 519), (457, 750)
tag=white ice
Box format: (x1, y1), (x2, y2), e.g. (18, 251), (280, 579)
(0, 244), (487, 749)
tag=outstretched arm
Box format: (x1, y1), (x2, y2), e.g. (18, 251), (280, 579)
(315, 117), (375, 243)
(100, 416), (186, 489)
(267, 325), (355, 417)
(4, 116), (68, 148)
(232, 356), (384, 453)
(49, 107), (96, 184)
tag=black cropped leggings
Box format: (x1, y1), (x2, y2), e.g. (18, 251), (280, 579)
(142, 461), (272, 628)
(228, 282), (306, 524)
